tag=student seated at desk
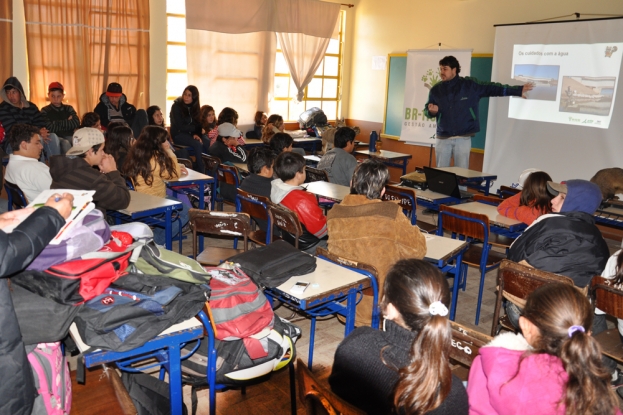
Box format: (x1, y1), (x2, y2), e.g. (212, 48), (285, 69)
(497, 169), (552, 225)
(104, 125), (133, 174)
(49, 127), (130, 212)
(269, 132), (306, 157)
(317, 127), (358, 186)
(124, 126), (190, 245)
(271, 151), (327, 254)
(327, 159), (426, 326)
(329, 259), (468, 415)
(240, 147), (276, 233)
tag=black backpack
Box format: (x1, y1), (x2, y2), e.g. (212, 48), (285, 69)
(121, 372), (188, 415)
(298, 107), (328, 129)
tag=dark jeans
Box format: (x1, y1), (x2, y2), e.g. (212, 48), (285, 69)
(172, 132), (210, 173)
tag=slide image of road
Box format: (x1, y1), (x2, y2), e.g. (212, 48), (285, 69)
(513, 64), (559, 101)
(559, 76), (615, 116)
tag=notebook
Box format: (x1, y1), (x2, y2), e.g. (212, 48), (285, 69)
(423, 167), (472, 199)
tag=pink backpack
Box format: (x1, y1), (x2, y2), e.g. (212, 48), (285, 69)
(28, 342), (72, 415)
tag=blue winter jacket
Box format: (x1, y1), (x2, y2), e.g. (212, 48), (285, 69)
(424, 76), (523, 138)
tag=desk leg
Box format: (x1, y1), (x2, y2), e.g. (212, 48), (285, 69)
(168, 345), (184, 415)
(344, 288), (357, 336)
(484, 179), (491, 196)
(165, 208), (173, 251)
(198, 184), (205, 252)
(401, 159), (408, 175)
(449, 251), (464, 321)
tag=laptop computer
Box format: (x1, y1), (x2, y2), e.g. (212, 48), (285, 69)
(423, 167), (473, 199)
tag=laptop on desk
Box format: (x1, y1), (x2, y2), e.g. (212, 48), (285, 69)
(424, 167), (473, 200)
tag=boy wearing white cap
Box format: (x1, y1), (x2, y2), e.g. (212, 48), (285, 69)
(209, 122), (247, 164)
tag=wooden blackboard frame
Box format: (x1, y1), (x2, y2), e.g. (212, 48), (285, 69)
(381, 53), (493, 152)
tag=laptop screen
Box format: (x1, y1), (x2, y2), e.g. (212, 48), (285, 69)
(423, 167), (461, 198)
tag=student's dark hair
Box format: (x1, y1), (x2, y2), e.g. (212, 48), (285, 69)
(80, 112), (100, 128)
(247, 147), (276, 175)
(334, 127), (356, 149)
(610, 251), (623, 285)
(269, 132), (294, 154)
(180, 85), (201, 124)
(519, 171), (553, 214)
(146, 105), (163, 126)
(254, 111), (266, 126)
(350, 159), (389, 200)
(77, 144), (102, 159)
(7, 123), (40, 152)
(274, 151), (305, 181)
(124, 126), (178, 186)
(266, 114), (283, 128)
(217, 107), (239, 126)
(105, 126), (133, 163)
(521, 283), (616, 415)
(200, 105), (216, 132)
(439, 55), (461, 75)
(105, 121), (128, 134)
(381, 259), (452, 415)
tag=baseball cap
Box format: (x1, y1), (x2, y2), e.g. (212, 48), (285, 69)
(67, 128), (105, 156)
(48, 82), (64, 93)
(547, 181), (568, 196)
(218, 122), (242, 138)
(105, 82), (123, 97)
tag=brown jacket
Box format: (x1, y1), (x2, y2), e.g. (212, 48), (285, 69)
(327, 194), (426, 326)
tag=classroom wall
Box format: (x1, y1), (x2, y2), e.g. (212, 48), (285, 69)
(345, 0), (623, 123)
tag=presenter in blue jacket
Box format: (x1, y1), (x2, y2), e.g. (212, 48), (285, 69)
(424, 56), (534, 168)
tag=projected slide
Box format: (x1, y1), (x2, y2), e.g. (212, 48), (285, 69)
(509, 43), (623, 129)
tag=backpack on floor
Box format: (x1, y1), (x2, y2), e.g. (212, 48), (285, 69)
(121, 372), (188, 415)
(28, 342), (72, 415)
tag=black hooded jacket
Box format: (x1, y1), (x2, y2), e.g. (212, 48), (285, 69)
(93, 92), (137, 129)
(0, 77), (46, 135)
(169, 97), (202, 138)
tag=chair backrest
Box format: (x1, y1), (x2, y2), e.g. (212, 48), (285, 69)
(472, 194), (502, 206)
(122, 175), (135, 190)
(305, 166), (329, 183)
(296, 358), (366, 415)
(498, 259), (575, 304)
(202, 154), (221, 177)
(449, 322), (492, 368)
(236, 188), (270, 222)
(382, 185), (416, 225)
(177, 158), (193, 169)
(438, 204), (490, 241)
(218, 164), (240, 187)
(268, 203), (303, 248)
(188, 209), (250, 258)
(4, 181), (28, 210)
(591, 276), (623, 320)
(499, 186), (520, 199)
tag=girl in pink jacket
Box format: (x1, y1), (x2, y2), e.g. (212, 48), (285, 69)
(467, 283), (620, 415)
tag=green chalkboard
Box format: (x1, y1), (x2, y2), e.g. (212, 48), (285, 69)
(382, 54), (493, 151)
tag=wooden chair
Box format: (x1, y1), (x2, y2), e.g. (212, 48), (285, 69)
(4, 181), (28, 210)
(201, 154), (221, 177)
(268, 203), (303, 249)
(438, 205), (507, 325)
(177, 158), (193, 169)
(590, 276), (623, 363)
(296, 358), (366, 415)
(236, 189), (272, 246)
(216, 164), (240, 210)
(491, 260), (575, 336)
(188, 209), (250, 266)
(470, 197), (516, 250)
(473, 194), (502, 205)
(449, 322), (492, 379)
(383, 184), (437, 233)
(305, 166), (329, 183)
(498, 185), (520, 199)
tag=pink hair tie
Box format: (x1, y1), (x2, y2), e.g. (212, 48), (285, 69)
(568, 325), (585, 338)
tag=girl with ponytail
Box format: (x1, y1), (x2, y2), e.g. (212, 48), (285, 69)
(329, 259), (468, 415)
(468, 283), (621, 415)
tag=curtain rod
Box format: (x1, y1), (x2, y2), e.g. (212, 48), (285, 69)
(341, 3), (354, 7)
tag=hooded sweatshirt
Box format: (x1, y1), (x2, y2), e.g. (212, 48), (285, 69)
(0, 77), (46, 135)
(169, 97), (202, 138)
(93, 92), (137, 129)
(508, 179), (608, 287)
(467, 332), (623, 415)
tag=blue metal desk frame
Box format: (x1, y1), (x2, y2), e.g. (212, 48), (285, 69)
(425, 244), (468, 321)
(355, 149), (412, 175)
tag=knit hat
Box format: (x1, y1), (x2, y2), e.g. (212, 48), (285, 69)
(48, 82), (64, 93)
(67, 128), (105, 156)
(106, 82), (123, 97)
(218, 122), (242, 138)
(548, 179), (602, 214)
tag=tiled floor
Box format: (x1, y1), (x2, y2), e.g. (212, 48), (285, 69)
(170, 204), (623, 413)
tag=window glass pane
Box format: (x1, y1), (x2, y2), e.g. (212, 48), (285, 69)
(166, 0), (185, 15)
(289, 100), (305, 122)
(167, 72), (188, 98)
(167, 17), (186, 43)
(275, 52), (289, 74)
(270, 100), (289, 119)
(314, 60), (324, 76)
(167, 45), (187, 70)
(324, 56), (339, 77)
(165, 99), (175, 126)
(274, 76), (290, 99)
(322, 79), (338, 99)
(322, 101), (337, 121)
(306, 101), (321, 111)
(326, 39), (339, 54)
(306, 78), (323, 98)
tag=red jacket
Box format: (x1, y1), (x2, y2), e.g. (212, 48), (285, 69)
(280, 190), (327, 239)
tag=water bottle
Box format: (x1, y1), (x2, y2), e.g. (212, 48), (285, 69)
(369, 130), (378, 152)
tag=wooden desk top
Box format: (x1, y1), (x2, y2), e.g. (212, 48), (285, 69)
(164, 168), (213, 184)
(243, 139), (263, 146)
(355, 149), (413, 160)
(275, 257), (371, 305)
(450, 201), (522, 229)
(414, 188), (457, 202)
(436, 166), (497, 179)
(118, 191), (181, 216)
(304, 155), (321, 162)
(233, 162), (248, 173)
(303, 181), (350, 202)
(424, 234), (469, 262)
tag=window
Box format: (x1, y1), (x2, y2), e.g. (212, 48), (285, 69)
(165, 0), (188, 125)
(272, 11), (345, 122)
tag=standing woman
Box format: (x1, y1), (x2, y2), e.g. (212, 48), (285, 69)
(124, 126), (190, 246)
(329, 259), (468, 415)
(200, 105), (218, 146)
(170, 85), (210, 172)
